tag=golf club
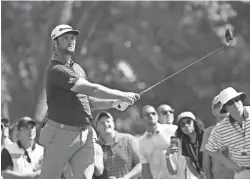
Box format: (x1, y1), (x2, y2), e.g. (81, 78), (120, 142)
(117, 29), (234, 110)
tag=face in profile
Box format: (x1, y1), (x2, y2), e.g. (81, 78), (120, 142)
(142, 106), (159, 126)
(224, 97), (244, 119)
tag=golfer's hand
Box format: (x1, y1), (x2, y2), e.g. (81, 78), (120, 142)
(113, 93), (140, 111)
(123, 92), (140, 103)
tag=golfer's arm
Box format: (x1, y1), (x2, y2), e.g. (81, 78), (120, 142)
(186, 157), (200, 177)
(1, 170), (40, 179)
(71, 78), (125, 99)
(141, 163), (153, 179)
(202, 153), (213, 179)
(89, 97), (115, 110)
(166, 155), (178, 175)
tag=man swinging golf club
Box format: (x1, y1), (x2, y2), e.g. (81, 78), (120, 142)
(39, 24), (140, 179)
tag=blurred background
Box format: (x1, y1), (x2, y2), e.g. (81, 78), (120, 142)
(1, 1), (250, 136)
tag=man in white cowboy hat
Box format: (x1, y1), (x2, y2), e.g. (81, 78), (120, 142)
(201, 95), (234, 179)
(205, 87), (250, 179)
(39, 24), (140, 179)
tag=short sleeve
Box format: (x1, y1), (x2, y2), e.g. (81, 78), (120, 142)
(138, 139), (148, 164)
(1, 148), (13, 171)
(205, 126), (224, 152)
(49, 65), (79, 90)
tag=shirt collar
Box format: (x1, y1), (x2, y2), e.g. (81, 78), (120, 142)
(146, 123), (161, 138)
(51, 53), (74, 67)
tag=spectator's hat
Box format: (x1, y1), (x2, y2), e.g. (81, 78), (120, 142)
(219, 87), (246, 113)
(17, 117), (36, 130)
(51, 24), (79, 40)
(177, 111), (196, 124)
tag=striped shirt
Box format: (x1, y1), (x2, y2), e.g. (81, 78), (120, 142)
(205, 107), (250, 167)
(96, 131), (140, 178)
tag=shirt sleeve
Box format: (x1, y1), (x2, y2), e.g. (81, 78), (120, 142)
(205, 126), (224, 152)
(138, 139), (148, 164)
(49, 65), (80, 90)
(128, 135), (140, 165)
(1, 148), (13, 171)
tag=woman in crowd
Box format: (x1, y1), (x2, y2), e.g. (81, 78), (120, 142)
(176, 111), (206, 179)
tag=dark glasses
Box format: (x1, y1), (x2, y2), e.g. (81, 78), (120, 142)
(225, 97), (241, 106)
(1, 123), (9, 128)
(160, 110), (174, 115)
(144, 112), (157, 117)
(179, 119), (192, 128)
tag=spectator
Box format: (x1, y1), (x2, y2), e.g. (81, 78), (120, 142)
(201, 95), (234, 179)
(1, 117), (12, 147)
(157, 104), (175, 125)
(176, 111), (206, 179)
(1, 116), (43, 179)
(94, 111), (141, 179)
(139, 105), (177, 179)
(205, 87), (250, 179)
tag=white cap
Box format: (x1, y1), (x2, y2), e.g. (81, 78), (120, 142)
(218, 87), (246, 113)
(51, 24), (79, 40)
(177, 111), (196, 124)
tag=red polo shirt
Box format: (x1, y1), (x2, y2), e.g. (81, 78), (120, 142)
(45, 54), (92, 126)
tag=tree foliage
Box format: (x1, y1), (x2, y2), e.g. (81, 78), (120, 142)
(1, 1), (250, 133)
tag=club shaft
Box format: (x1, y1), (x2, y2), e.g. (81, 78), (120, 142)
(139, 45), (226, 96)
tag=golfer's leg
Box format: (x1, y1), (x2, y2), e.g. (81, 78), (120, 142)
(39, 124), (77, 179)
(70, 127), (96, 179)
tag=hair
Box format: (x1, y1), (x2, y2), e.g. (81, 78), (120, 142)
(176, 117), (205, 140)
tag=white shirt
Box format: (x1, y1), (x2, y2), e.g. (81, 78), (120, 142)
(139, 123), (178, 179)
(5, 142), (44, 173)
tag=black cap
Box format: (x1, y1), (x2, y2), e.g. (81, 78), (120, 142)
(17, 117), (36, 130)
(1, 117), (10, 124)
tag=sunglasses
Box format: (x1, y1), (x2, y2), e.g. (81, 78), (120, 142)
(144, 112), (157, 117)
(179, 119), (192, 128)
(160, 110), (174, 115)
(225, 97), (241, 106)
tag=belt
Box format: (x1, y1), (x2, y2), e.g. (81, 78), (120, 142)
(241, 166), (250, 170)
(47, 120), (89, 131)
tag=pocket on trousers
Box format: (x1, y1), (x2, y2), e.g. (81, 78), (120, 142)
(39, 123), (57, 147)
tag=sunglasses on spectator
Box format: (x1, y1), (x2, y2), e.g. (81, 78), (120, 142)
(160, 110), (174, 115)
(144, 112), (157, 117)
(225, 97), (241, 106)
(179, 119), (193, 128)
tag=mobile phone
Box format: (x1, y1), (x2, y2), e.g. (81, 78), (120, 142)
(170, 136), (179, 149)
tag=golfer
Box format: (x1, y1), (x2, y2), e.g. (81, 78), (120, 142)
(39, 24), (139, 179)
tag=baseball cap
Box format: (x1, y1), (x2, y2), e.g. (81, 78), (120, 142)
(1, 117), (10, 124)
(94, 111), (113, 126)
(17, 117), (36, 130)
(51, 24), (80, 40)
(177, 111), (196, 124)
